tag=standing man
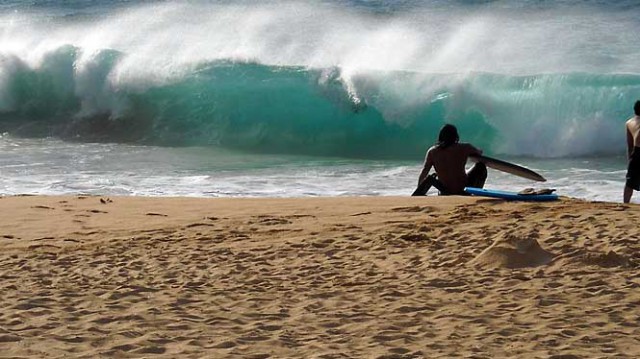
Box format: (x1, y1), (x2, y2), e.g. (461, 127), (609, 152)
(624, 100), (640, 203)
(412, 124), (487, 196)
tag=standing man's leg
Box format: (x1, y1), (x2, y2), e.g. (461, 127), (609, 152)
(624, 186), (633, 203)
(466, 162), (487, 189)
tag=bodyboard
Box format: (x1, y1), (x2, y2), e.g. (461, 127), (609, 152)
(464, 187), (559, 201)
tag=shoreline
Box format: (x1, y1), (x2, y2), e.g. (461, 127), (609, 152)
(1, 195), (639, 357)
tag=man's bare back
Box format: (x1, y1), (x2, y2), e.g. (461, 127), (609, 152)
(419, 142), (482, 194)
(626, 116), (640, 153)
(413, 124), (487, 196)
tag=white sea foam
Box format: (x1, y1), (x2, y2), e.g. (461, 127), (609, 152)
(0, 136), (630, 202)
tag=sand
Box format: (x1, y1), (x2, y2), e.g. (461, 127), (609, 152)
(1, 194), (639, 358)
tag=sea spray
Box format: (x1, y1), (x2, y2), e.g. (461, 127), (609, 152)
(0, 1), (639, 160)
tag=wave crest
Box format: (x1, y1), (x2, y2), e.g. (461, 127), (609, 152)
(0, 44), (639, 159)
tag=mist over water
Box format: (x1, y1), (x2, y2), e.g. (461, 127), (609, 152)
(0, 1), (639, 157)
(3, 1), (638, 74)
(0, 1), (638, 201)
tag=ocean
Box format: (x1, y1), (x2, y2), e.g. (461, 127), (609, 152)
(0, 0), (638, 202)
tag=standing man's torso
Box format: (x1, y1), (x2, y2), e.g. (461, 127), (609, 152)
(627, 116), (640, 148)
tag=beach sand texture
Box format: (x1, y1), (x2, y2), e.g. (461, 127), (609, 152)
(1, 195), (639, 358)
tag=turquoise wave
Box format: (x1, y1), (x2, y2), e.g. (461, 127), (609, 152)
(1, 45), (639, 159)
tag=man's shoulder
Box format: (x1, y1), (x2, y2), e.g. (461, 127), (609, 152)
(457, 142), (477, 150)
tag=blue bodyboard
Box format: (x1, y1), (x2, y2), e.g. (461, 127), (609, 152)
(464, 187), (559, 201)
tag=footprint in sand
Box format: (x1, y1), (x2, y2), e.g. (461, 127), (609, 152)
(31, 205), (54, 210)
(146, 213), (168, 217)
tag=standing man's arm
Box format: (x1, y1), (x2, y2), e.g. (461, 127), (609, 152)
(418, 149), (433, 184)
(627, 124), (634, 159)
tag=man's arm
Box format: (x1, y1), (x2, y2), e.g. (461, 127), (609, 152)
(468, 143), (483, 157)
(627, 125), (634, 159)
(418, 150), (433, 184)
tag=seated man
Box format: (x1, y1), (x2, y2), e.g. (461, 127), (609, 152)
(412, 124), (487, 196)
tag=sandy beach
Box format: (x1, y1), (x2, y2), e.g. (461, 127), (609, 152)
(1, 195), (639, 358)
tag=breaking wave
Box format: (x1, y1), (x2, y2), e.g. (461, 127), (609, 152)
(0, 1), (639, 159)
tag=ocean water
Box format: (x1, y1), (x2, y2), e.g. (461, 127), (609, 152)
(0, 0), (638, 202)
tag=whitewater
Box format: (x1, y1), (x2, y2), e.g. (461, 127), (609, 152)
(0, 0), (639, 202)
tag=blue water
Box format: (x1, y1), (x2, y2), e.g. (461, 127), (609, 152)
(0, 0), (638, 202)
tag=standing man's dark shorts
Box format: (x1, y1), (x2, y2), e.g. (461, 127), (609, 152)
(626, 147), (640, 190)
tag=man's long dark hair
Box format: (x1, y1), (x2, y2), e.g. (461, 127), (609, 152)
(437, 124), (459, 149)
(635, 100), (640, 116)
